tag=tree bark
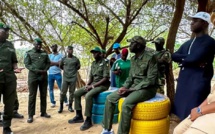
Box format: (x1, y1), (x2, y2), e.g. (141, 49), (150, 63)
(166, 0), (186, 109)
(197, 0), (208, 12)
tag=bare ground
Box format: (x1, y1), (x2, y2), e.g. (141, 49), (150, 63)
(1, 79), (180, 134)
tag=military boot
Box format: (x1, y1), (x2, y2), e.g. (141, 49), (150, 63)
(27, 116), (33, 123)
(80, 116), (93, 131)
(0, 119), (2, 127)
(13, 111), (24, 118)
(68, 103), (74, 112)
(3, 127), (13, 134)
(68, 110), (84, 124)
(58, 103), (63, 113)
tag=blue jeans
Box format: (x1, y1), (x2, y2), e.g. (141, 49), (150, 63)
(110, 72), (116, 87)
(48, 73), (68, 104)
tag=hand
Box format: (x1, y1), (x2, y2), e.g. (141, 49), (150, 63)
(0, 69), (3, 72)
(190, 107), (201, 121)
(110, 58), (116, 63)
(85, 85), (93, 91)
(14, 67), (25, 73)
(128, 88), (135, 91)
(113, 70), (121, 75)
(199, 62), (207, 68)
(157, 59), (163, 63)
(38, 70), (47, 74)
(118, 87), (127, 95)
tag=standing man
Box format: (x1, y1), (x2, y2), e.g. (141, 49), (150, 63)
(172, 12), (215, 120)
(100, 36), (158, 134)
(111, 48), (131, 88)
(0, 23), (24, 119)
(24, 38), (51, 123)
(48, 44), (68, 108)
(152, 37), (171, 94)
(0, 22), (24, 134)
(110, 43), (121, 87)
(68, 47), (110, 131)
(58, 45), (80, 113)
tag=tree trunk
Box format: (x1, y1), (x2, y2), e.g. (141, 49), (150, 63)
(76, 71), (86, 89)
(197, 0), (208, 12)
(166, 0), (186, 109)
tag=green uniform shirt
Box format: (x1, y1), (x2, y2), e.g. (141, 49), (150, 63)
(154, 50), (171, 85)
(123, 51), (158, 90)
(89, 59), (110, 86)
(112, 59), (130, 88)
(0, 41), (17, 83)
(24, 48), (50, 80)
(60, 55), (80, 82)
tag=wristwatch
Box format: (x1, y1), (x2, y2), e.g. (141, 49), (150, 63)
(197, 107), (203, 115)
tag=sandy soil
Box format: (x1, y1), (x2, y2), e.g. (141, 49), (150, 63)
(4, 91), (119, 134)
(0, 80), (179, 134)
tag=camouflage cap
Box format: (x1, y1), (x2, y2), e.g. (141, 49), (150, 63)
(34, 38), (43, 44)
(90, 46), (101, 53)
(0, 22), (11, 30)
(127, 36), (146, 46)
(67, 45), (73, 49)
(152, 37), (165, 44)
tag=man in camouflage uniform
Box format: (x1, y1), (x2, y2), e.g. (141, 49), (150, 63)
(58, 45), (80, 113)
(68, 47), (110, 131)
(0, 22), (24, 134)
(0, 22), (24, 120)
(152, 37), (171, 94)
(24, 38), (51, 123)
(100, 36), (159, 134)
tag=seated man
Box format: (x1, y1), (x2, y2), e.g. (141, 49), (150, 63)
(152, 37), (171, 94)
(173, 84), (215, 134)
(68, 46), (110, 131)
(100, 36), (159, 134)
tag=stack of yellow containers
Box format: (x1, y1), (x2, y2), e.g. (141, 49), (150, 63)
(118, 93), (171, 134)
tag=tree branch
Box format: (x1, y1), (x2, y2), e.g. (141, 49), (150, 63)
(57, 0), (103, 45)
(1, 0), (48, 46)
(41, 10), (63, 42)
(98, 0), (124, 25)
(130, 0), (148, 24)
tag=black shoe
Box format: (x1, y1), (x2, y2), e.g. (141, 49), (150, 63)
(68, 115), (84, 124)
(58, 109), (63, 113)
(68, 107), (74, 112)
(58, 103), (63, 113)
(41, 113), (51, 118)
(3, 127), (13, 134)
(68, 103), (74, 112)
(80, 120), (93, 131)
(13, 112), (24, 119)
(0, 120), (2, 127)
(27, 116), (33, 123)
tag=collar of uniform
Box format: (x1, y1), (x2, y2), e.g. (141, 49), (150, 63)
(135, 50), (145, 60)
(32, 48), (41, 53)
(95, 58), (103, 64)
(67, 54), (74, 58)
(159, 49), (166, 52)
(121, 58), (128, 62)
